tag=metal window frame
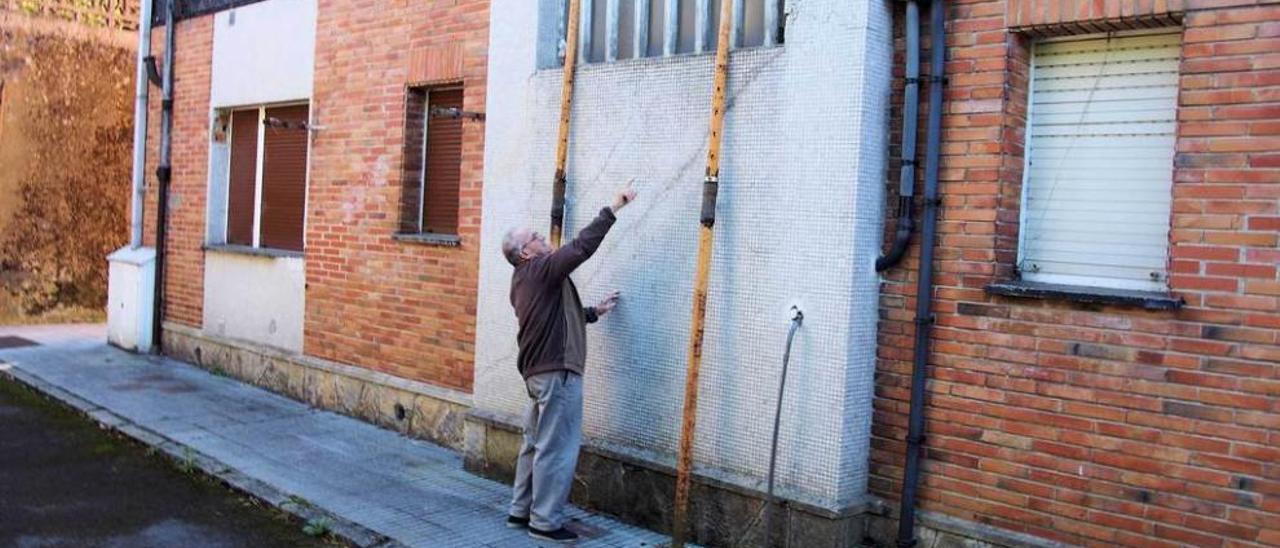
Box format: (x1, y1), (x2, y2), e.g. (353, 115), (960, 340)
(220, 108), (235, 245)
(560, 0), (782, 66)
(251, 106), (266, 247)
(416, 84), (465, 235)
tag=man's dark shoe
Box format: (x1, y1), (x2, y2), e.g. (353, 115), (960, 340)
(528, 526), (579, 543)
(506, 515), (530, 529)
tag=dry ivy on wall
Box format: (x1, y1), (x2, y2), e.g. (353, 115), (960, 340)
(0, 27), (133, 315)
(3, 0), (140, 32)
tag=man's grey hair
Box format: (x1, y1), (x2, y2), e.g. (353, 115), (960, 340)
(502, 228), (524, 266)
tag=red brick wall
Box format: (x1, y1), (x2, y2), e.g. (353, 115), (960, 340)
(142, 17), (212, 328)
(303, 0), (489, 391)
(1008, 0), (1187, 33)
(874, 1), (1279, 546)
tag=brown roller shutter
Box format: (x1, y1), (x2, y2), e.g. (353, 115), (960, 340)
(423, 89), (462, 234)
(259, 104), (309, 252)
(226, 109), (259, 246)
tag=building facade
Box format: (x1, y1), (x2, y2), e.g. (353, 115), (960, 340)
(126, 0), (1278, 546)
(140, 0), (490, 450)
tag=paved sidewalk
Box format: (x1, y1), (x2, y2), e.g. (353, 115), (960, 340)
(0, 325), (671, 548)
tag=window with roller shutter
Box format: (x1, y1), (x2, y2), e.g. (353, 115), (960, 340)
(1018, 31), (1180, 292)
(401, 86), (463, 237)
(223, 103), (309, 252)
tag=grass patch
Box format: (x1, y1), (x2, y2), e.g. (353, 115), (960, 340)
(176, 446), (198, 474)
(303, 517), (333, 537)
(90, 440), (122, 456)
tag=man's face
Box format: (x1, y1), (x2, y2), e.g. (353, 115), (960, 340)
(518, 228), (551, 261)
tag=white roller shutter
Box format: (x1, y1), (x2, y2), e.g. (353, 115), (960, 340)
(1019, 31), (1180, 292)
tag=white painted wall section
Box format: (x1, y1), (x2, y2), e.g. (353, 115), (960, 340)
(202, 0), (313, 354)
(478, 0), (892, 512)
(209, 0), (316, 108)
(202, 252), (305, 353)
(206, 138), (229, 243)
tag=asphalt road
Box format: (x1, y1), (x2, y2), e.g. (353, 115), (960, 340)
(0, 375), (341, 548)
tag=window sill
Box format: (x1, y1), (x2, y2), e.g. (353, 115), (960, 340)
(204, 244), (303, 259)
(393, 233), (461, 247)
(985, 280), (1183, 311)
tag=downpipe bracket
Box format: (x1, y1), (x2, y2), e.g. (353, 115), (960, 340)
(144, 55), (162, 87)
(905, 75), (948, 86)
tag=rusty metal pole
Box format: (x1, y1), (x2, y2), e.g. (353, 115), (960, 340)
(672, 0), (735, 545)
(550, 0), (583, 247)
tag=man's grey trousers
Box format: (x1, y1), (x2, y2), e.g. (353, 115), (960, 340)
(509, 370), (583, 531)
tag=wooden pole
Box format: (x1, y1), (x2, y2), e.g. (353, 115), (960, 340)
(671, 0), (734, 545)
(551, 0), (584, 247)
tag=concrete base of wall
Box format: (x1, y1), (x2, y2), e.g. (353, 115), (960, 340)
(461, 412), (1063, 548)
(463, 410), (876, 548)
(161, 324), (1060, 548)
(862, 511), (1073, 548)
(162, 323), (471, 451)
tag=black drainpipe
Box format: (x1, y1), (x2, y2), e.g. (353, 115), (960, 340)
(896, 0), (947, 546)
(877, 0), (922, 272)
(152, 0), (176, 354)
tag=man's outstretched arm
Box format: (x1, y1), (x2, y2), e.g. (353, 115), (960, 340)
(545, 184), (637, 280)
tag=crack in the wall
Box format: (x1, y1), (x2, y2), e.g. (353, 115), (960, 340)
(573, 48), (787, 275)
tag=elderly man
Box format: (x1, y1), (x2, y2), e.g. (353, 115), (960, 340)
(501, 184), (637, 543)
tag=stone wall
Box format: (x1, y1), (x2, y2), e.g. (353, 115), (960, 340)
(164, 323), (470, 450)
(0, 11), (134, 318)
